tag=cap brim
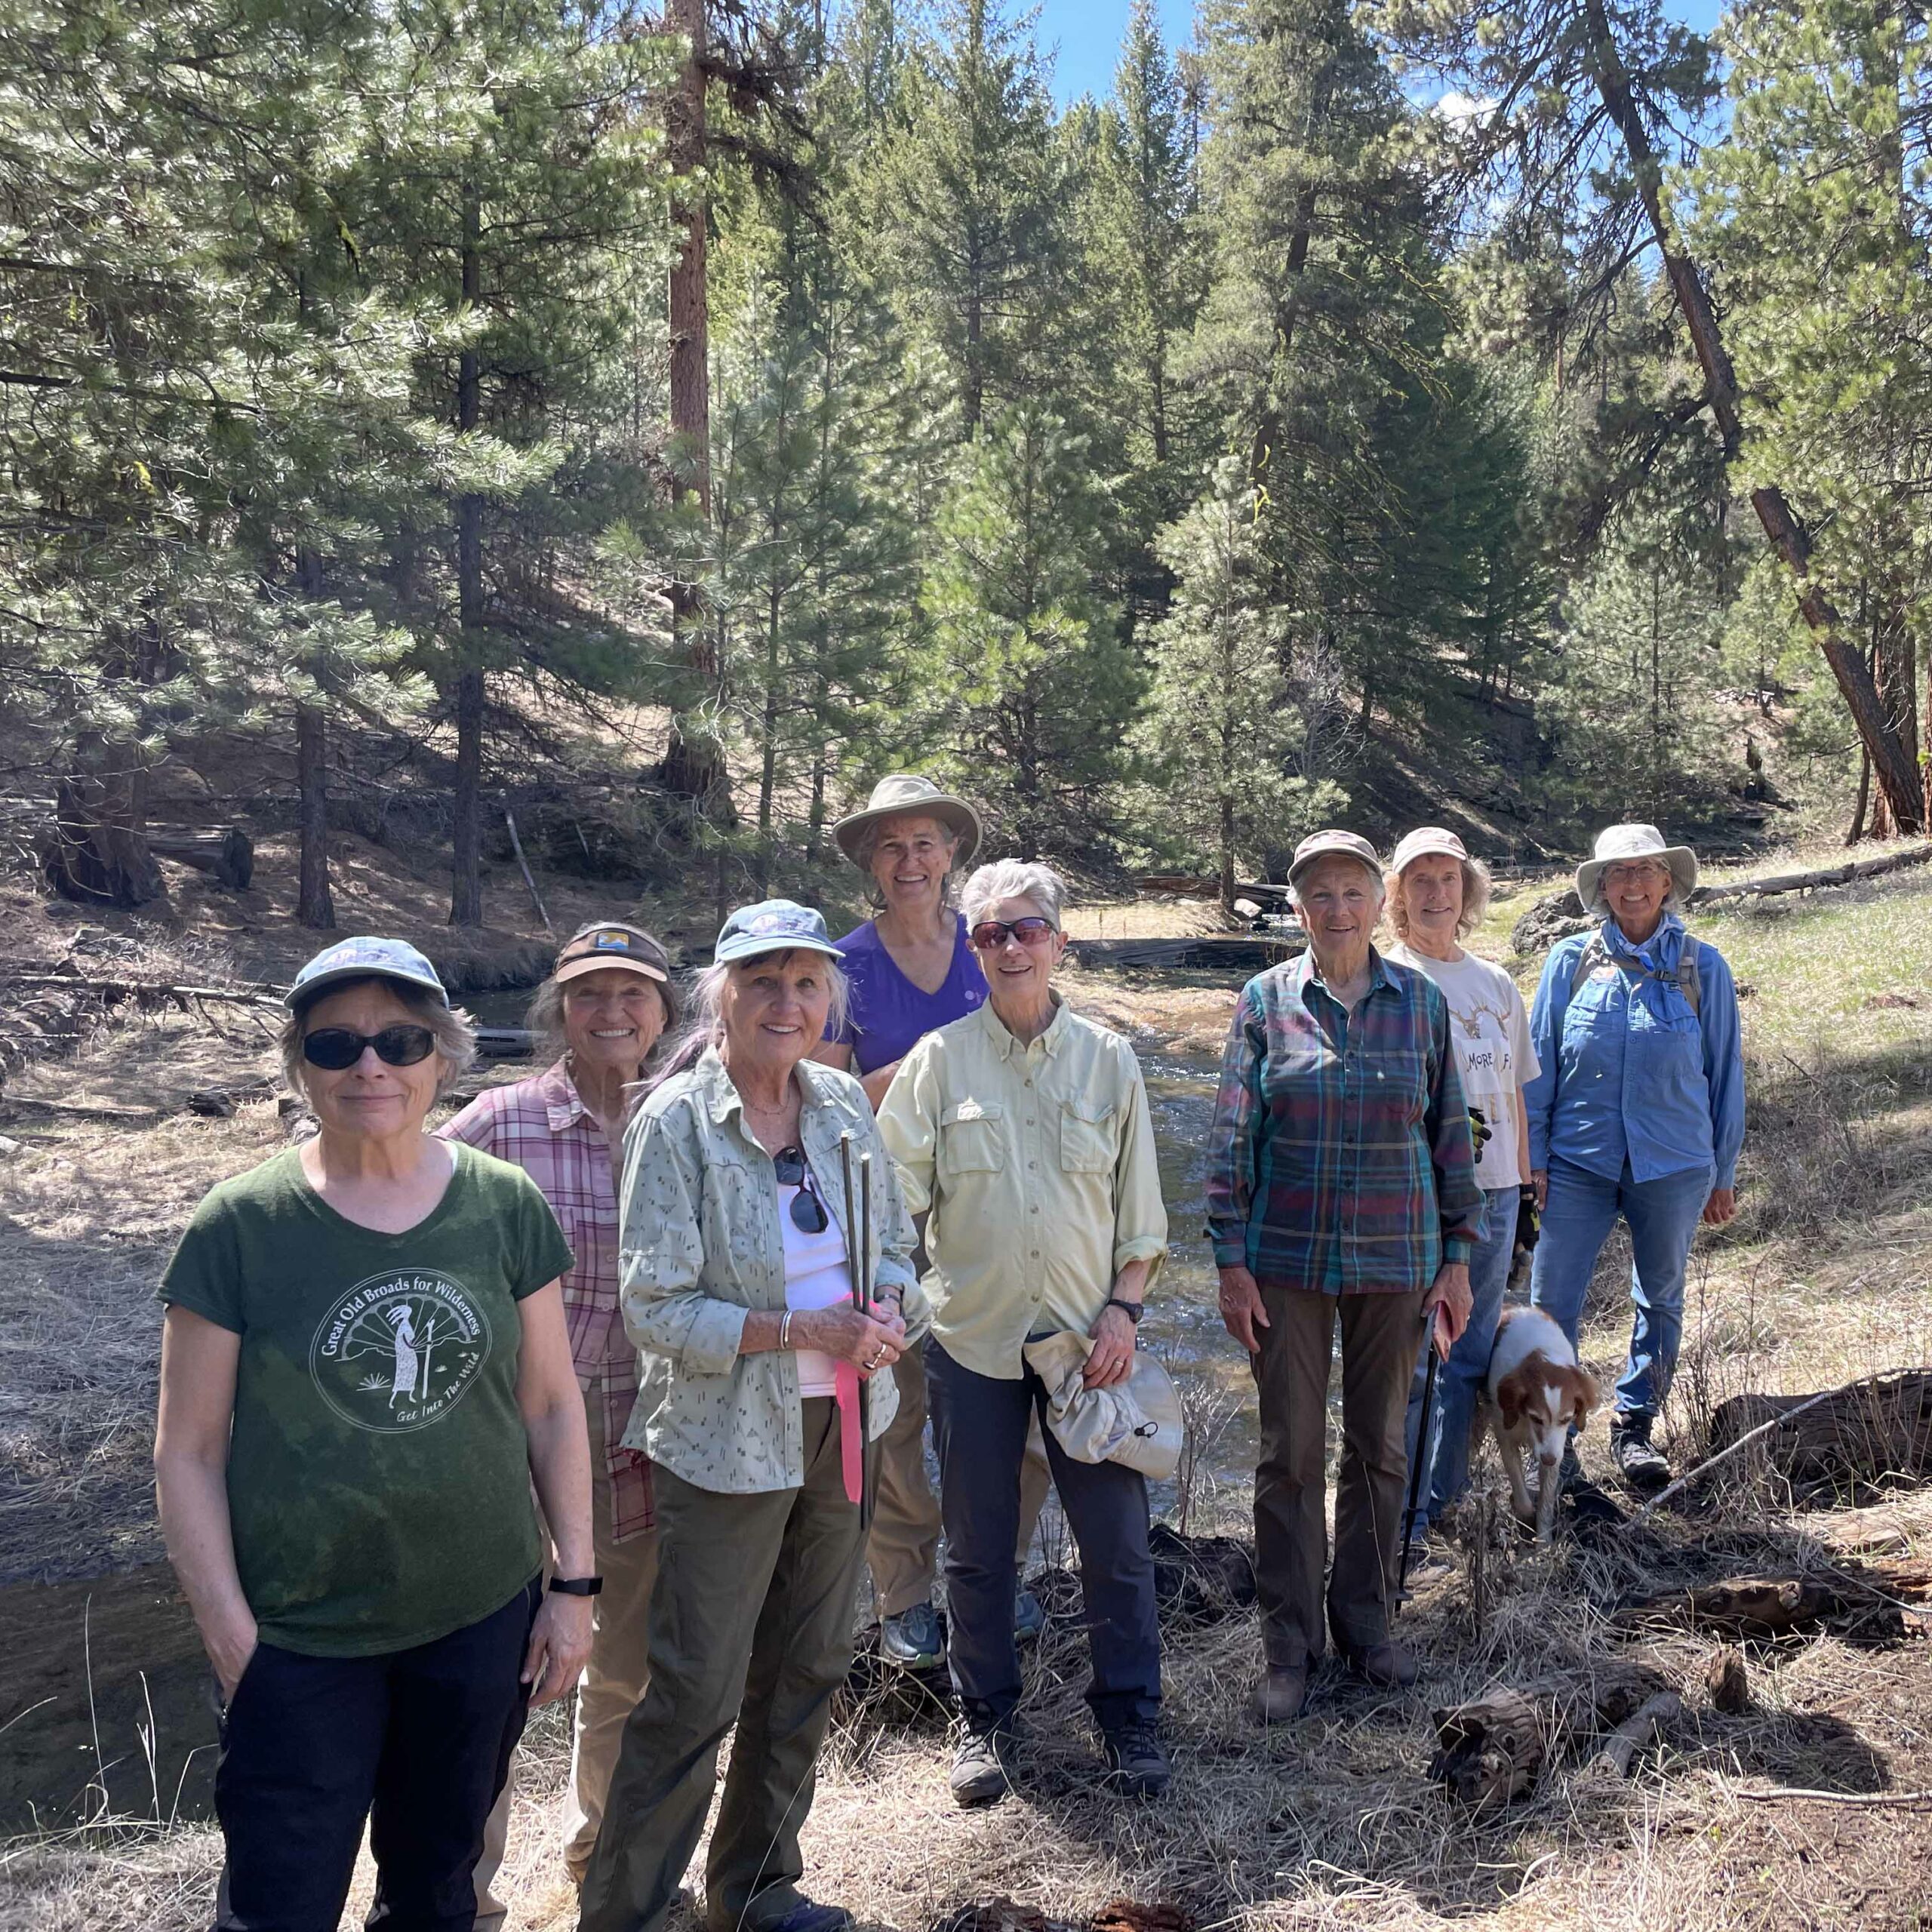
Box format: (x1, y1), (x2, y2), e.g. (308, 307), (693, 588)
(552, 954), (669, 987)
(288, 965), (450, 1011)
(715, 935), (846, 965)
(1287, 847), (1381, 888)
(831, 798), (982, 870)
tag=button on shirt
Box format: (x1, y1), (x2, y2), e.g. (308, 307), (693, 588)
(1524, 917), (1745, 1189)
(1205, 949), (1483, 1293)
(439, 1060), (654, 1541)
(617, 1049), (920, 1495)
(876, 998), (1169, 1381)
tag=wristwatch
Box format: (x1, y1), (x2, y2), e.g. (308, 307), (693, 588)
(548, 1575), (604, 1597)
(1103, 1297), (1145, 1325)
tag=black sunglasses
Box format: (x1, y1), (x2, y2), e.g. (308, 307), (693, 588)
(300, 1024), (438, 1072)
(773, 1145), (829, 1234)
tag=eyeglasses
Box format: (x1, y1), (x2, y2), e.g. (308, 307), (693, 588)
(969, 917), (1058, 952)
(300, 1025), (438, 1071)
(773, 1145), (829, 1234)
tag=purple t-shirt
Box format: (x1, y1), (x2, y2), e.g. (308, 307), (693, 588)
(830, 915), (988, 1075)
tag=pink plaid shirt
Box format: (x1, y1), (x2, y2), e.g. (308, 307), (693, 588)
(440, 1060), (654, 1540)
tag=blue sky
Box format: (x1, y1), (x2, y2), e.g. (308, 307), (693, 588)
(1033, 0), (1727, 106)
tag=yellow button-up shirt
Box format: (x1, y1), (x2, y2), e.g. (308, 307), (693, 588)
(877, 997), (1168, 1380)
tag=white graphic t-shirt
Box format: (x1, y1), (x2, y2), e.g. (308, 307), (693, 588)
(1387, 942), (1540, 1189)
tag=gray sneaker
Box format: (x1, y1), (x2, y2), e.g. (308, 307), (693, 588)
(879, 1599), (945, 1670)
(950, 1719), (1017, 1806)
(1610, 1414), (1671, 1494)
(1101, 1722), (1171, 1798)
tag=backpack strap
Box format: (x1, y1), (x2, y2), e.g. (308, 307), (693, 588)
(1570, 929), (1702, 1017)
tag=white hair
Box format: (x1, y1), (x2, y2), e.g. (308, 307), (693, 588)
(653, 949), (851, 1086)
(1288, 855), (1386, 909)
(961, 859), (1068, 929)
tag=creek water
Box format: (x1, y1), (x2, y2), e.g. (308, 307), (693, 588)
(0, 1041), (1254, 1832)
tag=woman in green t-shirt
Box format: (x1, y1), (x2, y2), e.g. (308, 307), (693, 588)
(154, 936), (596, 1932)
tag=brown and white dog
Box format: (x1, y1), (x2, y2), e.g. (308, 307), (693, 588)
(1477, 1307), (1599, 1542)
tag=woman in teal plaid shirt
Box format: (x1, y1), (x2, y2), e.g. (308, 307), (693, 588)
(1208, 830), (1481, 1724)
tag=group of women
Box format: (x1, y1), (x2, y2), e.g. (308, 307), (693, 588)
(153, 785), (1745, 1932)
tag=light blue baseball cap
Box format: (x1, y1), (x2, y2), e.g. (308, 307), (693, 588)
(287, 935), (450, 1011)
(712, 900), (844, 968)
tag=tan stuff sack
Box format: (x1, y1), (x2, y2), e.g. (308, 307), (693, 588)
(1021, 1330), (1184, 1482)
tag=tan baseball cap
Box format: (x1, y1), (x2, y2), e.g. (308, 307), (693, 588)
(1287, 829), (1383, 889)
(1388, 826), (1472, 875)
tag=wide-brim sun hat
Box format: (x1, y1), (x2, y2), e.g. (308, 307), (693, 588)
(1575, 823), (1699, 908)
(551, 922), (672, 988)
(287, 936), (449, 1012)
(1388, 826), (1472, 875)
(832, 774), (982, 870)
(1287, 829), (1383, 891)
(714, 900), (846, 967)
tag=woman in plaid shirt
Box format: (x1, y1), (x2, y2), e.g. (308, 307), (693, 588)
(441, 921), (678, 1915)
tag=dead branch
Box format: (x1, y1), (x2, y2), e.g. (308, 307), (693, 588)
(1586, 1690), (1681, 1778)
(1722, 1783), (1932, 1808)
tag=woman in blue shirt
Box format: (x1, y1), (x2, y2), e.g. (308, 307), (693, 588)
(1524, 824), (1746, 1494)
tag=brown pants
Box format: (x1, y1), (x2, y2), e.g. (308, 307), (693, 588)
(1251, 1285), (1424, 1669)
(869, 1345), (1050, 1617)
(473, 1401), (660, 1924)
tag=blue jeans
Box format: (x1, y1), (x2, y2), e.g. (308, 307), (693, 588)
(1404, 1185), (1518, 1538)
(1529, 1153), (1713, 1422)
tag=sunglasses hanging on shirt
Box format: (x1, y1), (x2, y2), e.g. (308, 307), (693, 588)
(773, 1145), (830, 1234)
(300, 1025), (438, 1071)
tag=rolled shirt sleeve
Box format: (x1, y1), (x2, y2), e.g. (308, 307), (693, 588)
(1204, 982), (1266, 1271)
(618, 1101), (749, 1377)
(1110, 1048), (1169, 1281)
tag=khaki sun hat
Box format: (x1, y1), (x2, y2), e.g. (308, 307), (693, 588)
(1287, 828), (1382, 891)
(1388, 826), (1472, 875)
(1575, 823), (1699, 908)
(832, 774), (982, 870)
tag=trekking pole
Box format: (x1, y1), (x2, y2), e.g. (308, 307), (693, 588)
(857, 1149), (877, 1530)
(1398, 1310), (1440, 1608)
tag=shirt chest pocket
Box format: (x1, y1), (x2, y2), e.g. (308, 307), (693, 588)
(939, 1101), (1006, 1177)
(1059, 1097), (1115, 1174)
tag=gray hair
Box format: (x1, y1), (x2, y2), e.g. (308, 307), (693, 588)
(654, 949), (851, 1086)
(852, 814), (964, 912)
(1383, 855), (1493, 941)
(525, 963), (681, 1069)
(960, 859), (1068, 930)
(279, 978), (477, 1104)
(1287, 856), (1386, 909)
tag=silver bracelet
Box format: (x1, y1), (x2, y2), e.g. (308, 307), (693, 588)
(779, 1310), (792, 1352)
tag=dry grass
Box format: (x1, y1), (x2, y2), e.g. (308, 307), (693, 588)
(5, 854), (1932, 1928)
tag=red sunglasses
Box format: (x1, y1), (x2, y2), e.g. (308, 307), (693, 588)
(969, 916), (1058, 952)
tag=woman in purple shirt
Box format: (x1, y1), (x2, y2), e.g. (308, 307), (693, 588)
(816, 774), (1044, 1669)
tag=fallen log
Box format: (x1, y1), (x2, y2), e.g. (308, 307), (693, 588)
(1586, 1690), (1681, 1779)
(1428, 1663), (1672, 1810)
(1691, 841), (1932, 906)
(146, 825), (254, 891)
(0, 971), (286, 1009)
(1706, 1375), (1932, 1490)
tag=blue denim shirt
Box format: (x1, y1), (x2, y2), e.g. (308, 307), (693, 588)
(1524, 917), (1745, 1189)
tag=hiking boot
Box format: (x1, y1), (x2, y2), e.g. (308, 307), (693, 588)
(1610, 1414), (1671, 1494)
(758, 1900), (854, 1932)
(1344, 1639), (1420, 1688)
(1014, 1585), (1046, 1644)
(1402, 1534), (1457, 1590)
(880, 1599), (945, 1671)
(1101, 1722), (1171, 1798)
(949, 1719), (1017, 1807)
(1247, 1664), (1308, 1724)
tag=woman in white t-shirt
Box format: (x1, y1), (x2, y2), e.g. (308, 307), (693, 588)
(1382, 828), (1540, 1552)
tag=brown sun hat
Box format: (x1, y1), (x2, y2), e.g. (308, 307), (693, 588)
(551, 922), (672, 987)
(831, 774), (983, 869)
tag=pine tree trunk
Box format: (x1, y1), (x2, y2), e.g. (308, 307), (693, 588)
(450, 181), (485, 928)
(657, 0), (728, 809)
(1580, 0), (1923, 833)
(295, 548), (334, 930)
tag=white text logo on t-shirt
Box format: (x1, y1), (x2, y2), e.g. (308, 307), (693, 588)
(309, 1269), (493, 1433)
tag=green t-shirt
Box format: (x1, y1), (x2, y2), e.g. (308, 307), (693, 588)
(158, 1141), (574, 1657)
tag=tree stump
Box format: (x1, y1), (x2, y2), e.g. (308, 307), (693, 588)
(39, 777), (165, 907)
(1707, 1647), (1751, 1714)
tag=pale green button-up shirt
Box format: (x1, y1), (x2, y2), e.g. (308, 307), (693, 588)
(617, 1048), (919, 1494)
(877, 998), (1168, 1380)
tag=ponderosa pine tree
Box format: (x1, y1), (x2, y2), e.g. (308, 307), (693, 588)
(918, 405), (1140, 855)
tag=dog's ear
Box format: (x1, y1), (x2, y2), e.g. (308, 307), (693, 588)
(1566, 1367), (1601, 1429)
(1496, 1377), (1525, 1430)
